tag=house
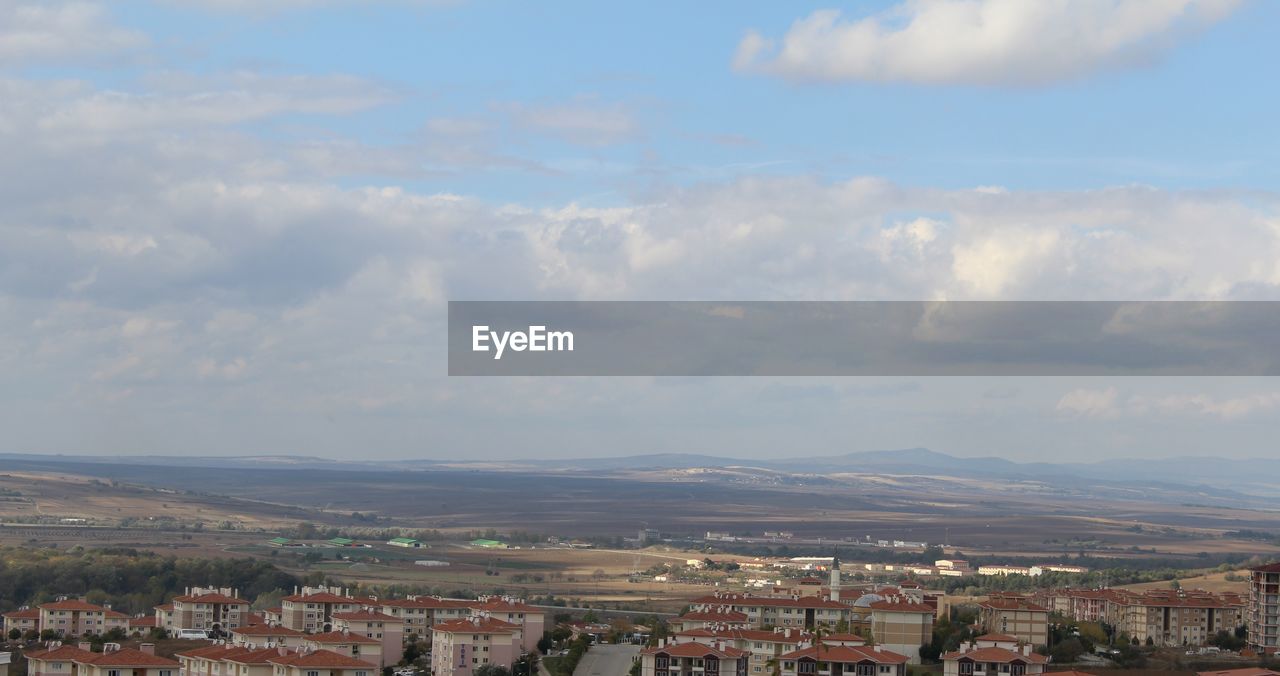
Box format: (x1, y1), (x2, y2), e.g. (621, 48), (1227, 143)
(777, 644), (908, 676)
(128, 614), (158, 636)
(941, 636), (1049, 676)
(429, 616), (523, 676)
(387, 538), (422, 548)
(638, 641), (750, 676)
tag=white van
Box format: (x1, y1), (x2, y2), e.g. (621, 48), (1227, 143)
(177, 629), (211, 640)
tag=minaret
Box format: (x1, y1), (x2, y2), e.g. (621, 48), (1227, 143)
(829, 556), (841, 602)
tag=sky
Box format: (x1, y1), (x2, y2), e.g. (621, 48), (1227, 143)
(2, 0), (1280, 462)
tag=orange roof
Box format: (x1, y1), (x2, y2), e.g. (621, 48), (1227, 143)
(382, 597), (472, 609)
(226, 647), (295, 666)
(234, 624), (304, 636)
(332, 610), (399, 622)
(282, 592), (356, 604)
(975, 634), (1020, 643)
(26, 645), (97, 661)
(678, 628), (809, 644)
(38, 599), (109, 612)
(869, 599), (933, 613)
(1250, 563), (1280, 574)
(306, 631), (380, 644)
(176, 645), (249, 660)
(79, 648), (181, 667)
(942, 647), (1048, 664)
(268, 649), (377, 668)
(978, 598), (1048, 612)
(780, 645), (907, 665)
(3, 608), (41, 619)
(130, 616), (159, 626)
(432, 617), (520, 634)
(642, 642), (749, 659)
(677, 611), (750, 622)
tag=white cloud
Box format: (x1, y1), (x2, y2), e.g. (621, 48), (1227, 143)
(0, 2), (146, 65)
(507, 98), (639, 147)
(735, 0), (1244, 86)
(1056, 387), (1120, 418)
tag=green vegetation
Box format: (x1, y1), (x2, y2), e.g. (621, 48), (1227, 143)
(0, 545), (302, 614)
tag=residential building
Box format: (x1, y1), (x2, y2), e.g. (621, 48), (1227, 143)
(668, 612), (751, 633)
(279, 588), (366, 633)
(638, 641), (750, 676)
(941, 636), (1049, 676)
(266, 649), (377, 676)
(777, 644), (907, 676)
(332, 610), (404, 666)
(231, 624), (306, 648)
(868, 598), (933, 664)
(671, 627), (811, 676)
(378, 597), (471, 637)
(37, 600), (130, 637)
(1034, 587), (1245, 648)
(27, 643), (178, 676)
(429, 617), (522, 676)
(3, 608), (40, 636)
(469, 597), (545, 654)
(976, 598), (1048, 647)
(302, 631), (383, 668)
(1250, 562), (1280, 654)
(688, 592), (852, 630)
(169, 588), (252, 634)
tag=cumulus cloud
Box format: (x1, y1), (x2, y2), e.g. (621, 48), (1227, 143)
(1059, 387), (1280, 420)
(0, 2), (146, 65)
(735, 0), (1244, 86)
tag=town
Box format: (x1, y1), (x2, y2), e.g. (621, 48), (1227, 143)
(2, 558), (1278, 676)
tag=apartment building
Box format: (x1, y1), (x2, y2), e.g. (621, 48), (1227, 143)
(37, 600), (130, 637)
(777, 644), (907, 676)
(688, 593), (852, 630)
(301, 631), (383, 668)
(429, 617), (522, 676)
(279, 588), (368, 633)
(3, 608), (40, 636)
(176, 644), (251, 676)
(331, 610), (404, 666)
(231, 625), (306, 648)
(469, 598), (544, 654)
(941, 636), (1048, 676)
(867, 599), (933, 664)
(1250, 562), (1280, 654)
(266, 649), (378, 676)
(671, 627), (810, 676)
(167, 588), (252, 634)
(378, 597), (472, 637)
(638, 641), (751, 676)
(669, 612), (751, 633)
(1034, 587), (1245, 648)
(976, 598), (1048, 647)
(27, 643), (179, 676)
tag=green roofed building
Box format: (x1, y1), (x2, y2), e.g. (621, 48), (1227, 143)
(327, 537), (355, 547)
(470, 538), (508, 548)
(388, 537), (423, 548)
(269, 537), (292, 546)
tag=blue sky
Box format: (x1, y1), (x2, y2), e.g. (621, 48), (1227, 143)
(2, 0), (1280, 461)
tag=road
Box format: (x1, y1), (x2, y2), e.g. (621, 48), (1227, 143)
(572, 644), (641, 676)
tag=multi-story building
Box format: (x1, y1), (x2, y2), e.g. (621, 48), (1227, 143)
(28, 643), (179, 676)
(231, 624), (306, 648)
(469, 597), (544, 654)
(976, 598), (1048, 647)
(36, 600), (130, 637)
(302, 631), (383, 668)
(266, 649), (378, 676)
(777, 644), (908, 676)
(688, 593), (852, 630)
(668, 612), (752, 633)
(167, 588), (252, 634)
(176, 644), (253, 676)
(379, 597), (472, 638)
(867, 598), (933, 664)
(638, 641), (750, 676)
(3, 608), (40, 636)
(671, 627), (811, 676)
(1250, 563), (1280, 655)
(429, 617), (522, 676)
(941, 636), (1049, 676)
(332, 610), (404, 666)
(1035, 587), (1245, 648)
(279, 588), (368, 633)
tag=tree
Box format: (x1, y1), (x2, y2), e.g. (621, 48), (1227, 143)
(537, 633), (554, 655)
(1050, 638), (1085, 664)
(8, 628), (20, 640)
(475, 665), (512, 676)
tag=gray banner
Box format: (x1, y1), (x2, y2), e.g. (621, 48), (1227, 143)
(447, 301), (1280, 376)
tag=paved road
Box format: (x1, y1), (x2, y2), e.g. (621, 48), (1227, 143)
(572, 644), (641, 676)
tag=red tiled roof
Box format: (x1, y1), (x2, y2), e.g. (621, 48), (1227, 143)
(676, 611), (750, 622)
(868, 600), (933, 612)
(306, 631), (380, 644)
(226, 647), (295, 665)
(26, 645), (97, 661)
(268, 649), (377, 668)
(678, 628), (809, 643)
(1250, 563), (1280, 574)
(432, 617), (520, 634)
(3, 608), (41, 619)
(975, 634), (1020, 643)
(79, 648), (181, 667)
(234, 624), (304, 636)
(942, 647), (1048, 664)
(332, 611), (399, 622)
(382, 597), (471, 609)
(978, 598), (1048, 612)
(780, 645), (908, 665)
(642, 642), (749, 659)
(176, 645), (249, 660)
(282, 592), (356, 604)
(130, 616), (159, 627)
